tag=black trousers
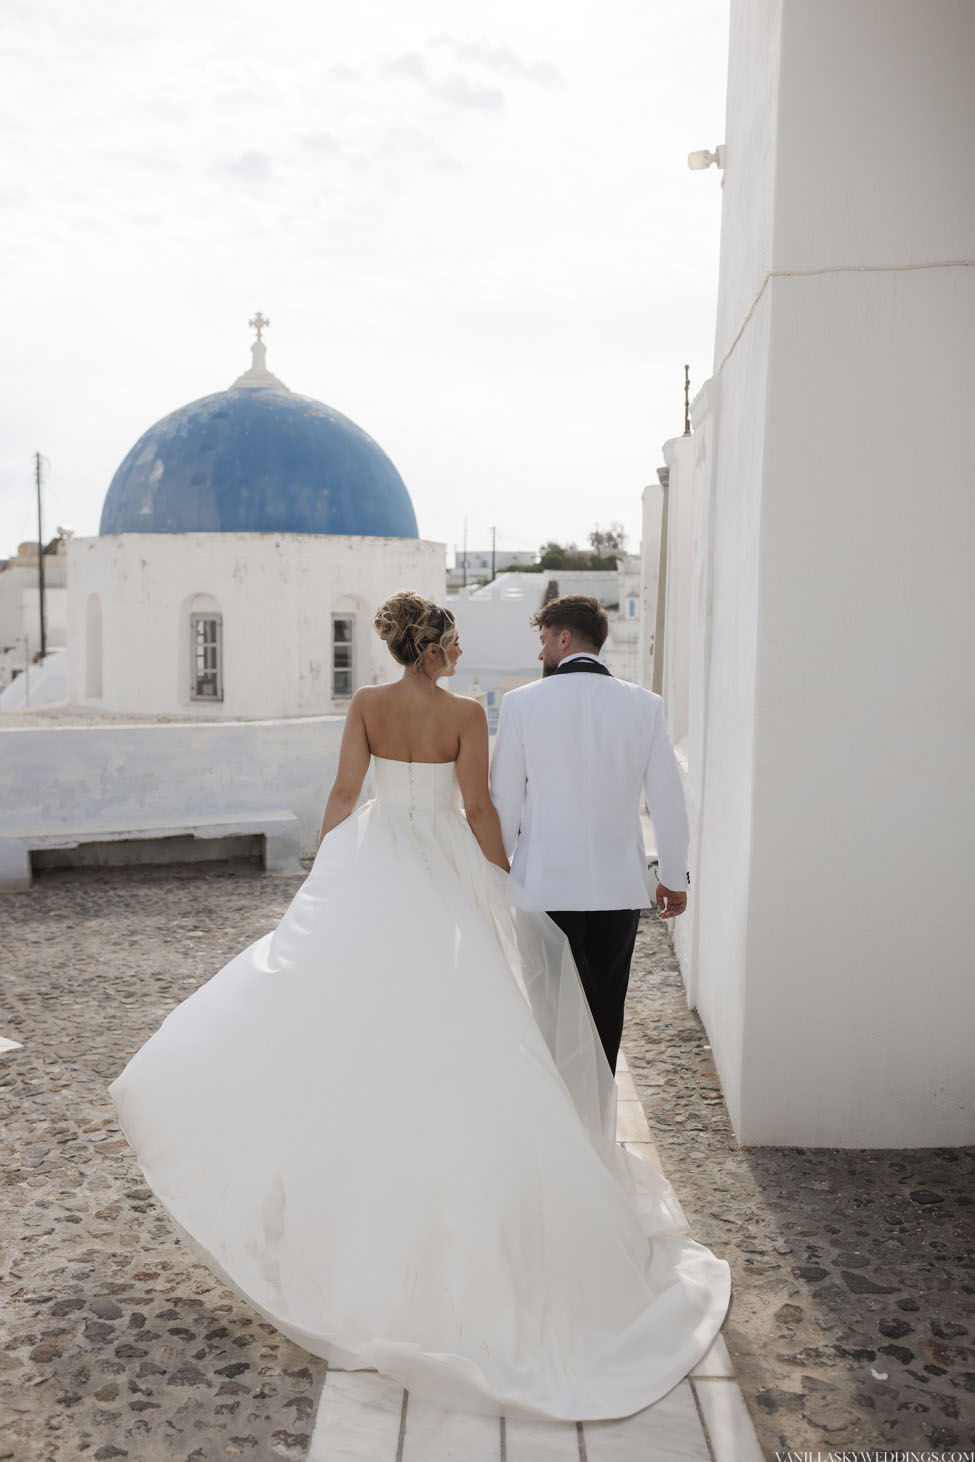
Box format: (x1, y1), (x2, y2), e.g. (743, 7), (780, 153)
(545, 909), (642, 1074)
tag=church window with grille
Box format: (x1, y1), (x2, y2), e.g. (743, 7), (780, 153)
(191, 613), (223, 701)
(332, 616), (354, 698)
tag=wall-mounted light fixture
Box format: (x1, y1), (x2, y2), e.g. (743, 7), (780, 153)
(687, 145), (726, 172)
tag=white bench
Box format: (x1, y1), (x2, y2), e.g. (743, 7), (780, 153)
(0, 811), (303, 891)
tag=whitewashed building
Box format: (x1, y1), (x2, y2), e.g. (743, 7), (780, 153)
(648, 0), (975, 1148)
(0, 539), (69, 698)
(1, 322), (445, 888)
(450, 562), (643, 729)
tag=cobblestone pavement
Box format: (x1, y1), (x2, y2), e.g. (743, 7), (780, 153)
(1, 863), (973, 1459)
(1, 863), (319, 1461)
(625, 919), (975, 1453)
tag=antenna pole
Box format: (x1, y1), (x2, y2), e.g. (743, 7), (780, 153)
(35, 452), (47, 660)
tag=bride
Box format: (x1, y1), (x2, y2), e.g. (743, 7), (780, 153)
(108, 590), (730, 1422)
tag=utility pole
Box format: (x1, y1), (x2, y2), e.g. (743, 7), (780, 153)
(35, 452), (47, 660)
(462, 518), (468, 588)
(490, 525), (496, 581)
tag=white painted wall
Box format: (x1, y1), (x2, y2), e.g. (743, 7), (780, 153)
(67, 533), (446, 718)
(0, 716), (346, 859)
(661, 437), (696, 748)
(638, 480), (663, 689)
(683, 0), (975, 1146)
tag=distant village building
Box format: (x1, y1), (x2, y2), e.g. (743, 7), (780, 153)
(0, 539), (69, 701)
(449, 558), (644, 730)
(447, 549), (536, 589)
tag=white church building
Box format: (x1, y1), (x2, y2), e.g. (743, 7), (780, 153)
(0, 322), (444, 887)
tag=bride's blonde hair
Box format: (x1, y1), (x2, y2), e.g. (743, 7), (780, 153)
(373, 591), (458, 675)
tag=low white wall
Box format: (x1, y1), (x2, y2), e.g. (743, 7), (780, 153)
(0, 717), (347, 860)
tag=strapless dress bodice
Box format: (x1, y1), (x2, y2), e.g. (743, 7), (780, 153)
(372, 755), (461, 814)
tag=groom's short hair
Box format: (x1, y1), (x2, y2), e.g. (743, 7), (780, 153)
(530, 595), (608, 651)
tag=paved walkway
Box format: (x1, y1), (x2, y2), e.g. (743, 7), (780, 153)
(302, 1050), (760, 1462)
(1, 862), (973, 1458)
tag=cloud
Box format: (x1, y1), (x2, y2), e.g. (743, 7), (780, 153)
(212, 149), (273, 184)
(432, 35), (563, 88)
(385, 51), (428, 84)
(430, 73), (505, 113)
(384, 50), (505, 115)
(297, 130), (342, 155)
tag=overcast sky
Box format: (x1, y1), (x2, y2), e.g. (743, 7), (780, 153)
(2, 0), (728, 565)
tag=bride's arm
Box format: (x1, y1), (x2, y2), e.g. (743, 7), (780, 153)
(455, 702), (509, 872)
(319, 692), (371, 846)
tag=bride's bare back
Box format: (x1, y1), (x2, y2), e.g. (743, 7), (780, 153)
(358, 678), (469, 764)
(319, 661), (508, 871)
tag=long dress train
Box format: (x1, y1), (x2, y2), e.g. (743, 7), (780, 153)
(108, 756), (731, 1421)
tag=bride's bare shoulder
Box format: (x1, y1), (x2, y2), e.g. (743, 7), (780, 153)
(445, 690), (487, 724)
(354, 683), (395, 702)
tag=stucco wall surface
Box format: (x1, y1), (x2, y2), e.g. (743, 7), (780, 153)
(713, 0), (782, 364)
(739, 265), (975, 1146)
(66, 533), (446, 718)
(683, 0), (975, 1146)
(661, 436), (695, 747)
(683, 292), (768, 1136)
(773, 0), (975, 273)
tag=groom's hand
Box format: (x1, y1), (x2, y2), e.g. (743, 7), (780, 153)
(655, 882), (687, 919)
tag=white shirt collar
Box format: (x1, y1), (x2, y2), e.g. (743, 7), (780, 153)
(559, 652), (604, 666)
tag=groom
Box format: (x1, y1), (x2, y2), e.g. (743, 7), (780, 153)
(490, 594), (689, 1073)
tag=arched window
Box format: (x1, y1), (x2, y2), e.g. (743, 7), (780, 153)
(190, 611), (223, 700)
(85, 593), (102, 699)
(178, 593), (224, 706)
(332, 614), (354, 698)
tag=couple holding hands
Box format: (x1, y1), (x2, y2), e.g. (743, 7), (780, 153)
(110, 590), (729, 1423)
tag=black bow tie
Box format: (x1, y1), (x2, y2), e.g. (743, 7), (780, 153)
(551, 658), (612, 677)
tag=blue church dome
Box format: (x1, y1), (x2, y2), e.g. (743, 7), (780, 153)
(99, 321), (418, 539)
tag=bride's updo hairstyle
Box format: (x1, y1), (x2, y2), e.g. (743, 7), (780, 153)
(373, 591), (458, 676)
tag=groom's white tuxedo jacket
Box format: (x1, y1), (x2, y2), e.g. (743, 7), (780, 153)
(489, 657), (690, 911)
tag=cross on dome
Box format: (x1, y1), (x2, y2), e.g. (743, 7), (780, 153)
(232, 312), (289, 393)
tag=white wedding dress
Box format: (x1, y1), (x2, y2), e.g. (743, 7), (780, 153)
(108, 756), (731, 1421)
